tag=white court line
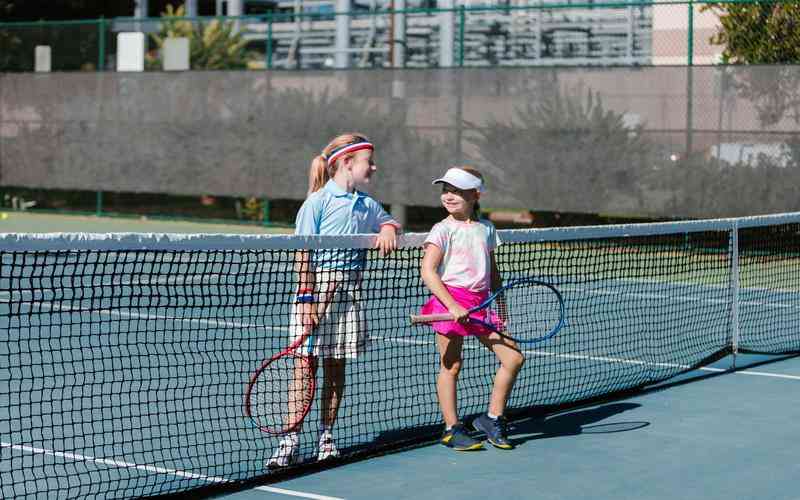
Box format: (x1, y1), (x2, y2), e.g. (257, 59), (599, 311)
(503, 346), (800, 381)
(0, 275), (224, 288)
(0, 291), (282, 331)
(735, 369), (800, 380)
(254, 485), (345, 500)
(373, 336), (799, 380)
(560, 283), (800, 311)
(375, 335), (710, 372)
(640, 363), (800, 380)
(1, 442), (344, 500)
(1, 441), (229, 482)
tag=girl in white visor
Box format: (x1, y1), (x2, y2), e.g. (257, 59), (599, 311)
(419, 166), (525, 451)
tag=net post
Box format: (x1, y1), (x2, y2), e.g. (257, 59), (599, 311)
(729, 219), (740, 370)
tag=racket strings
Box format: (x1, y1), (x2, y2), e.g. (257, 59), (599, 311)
(252, 353), (315, 433)
(493, 286), (562, 338)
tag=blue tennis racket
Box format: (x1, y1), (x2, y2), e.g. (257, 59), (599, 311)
(410, 278), (565, 344)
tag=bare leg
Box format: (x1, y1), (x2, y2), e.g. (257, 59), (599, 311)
(286, 354), (314, 430)
(436, 334), (464, 427)
(320, 357), (346, 429)
(477, 333), (525, 416)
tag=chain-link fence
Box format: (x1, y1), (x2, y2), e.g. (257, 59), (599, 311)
(2, 66), (799, 218)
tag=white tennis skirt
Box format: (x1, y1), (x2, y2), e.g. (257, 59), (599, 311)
(289, 269), (367, 359)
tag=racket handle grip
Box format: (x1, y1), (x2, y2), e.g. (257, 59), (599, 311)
(410, 313), (454, 324)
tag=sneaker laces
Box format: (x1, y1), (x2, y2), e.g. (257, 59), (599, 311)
(492, 416), (509, 436)
(318, 432), (338, 452)
(451, 422), (466, 433)
(275, 436), (298, 456)
(319, 430), (332, 445)
(267, 436), (298, 467)
(318, 431), (339, 459)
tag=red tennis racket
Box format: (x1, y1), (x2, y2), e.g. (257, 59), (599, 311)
(245, 279), (340, 435)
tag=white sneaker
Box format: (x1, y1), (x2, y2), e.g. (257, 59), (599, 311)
(317, 431), (340, 461)
(266, 435), (299, 469)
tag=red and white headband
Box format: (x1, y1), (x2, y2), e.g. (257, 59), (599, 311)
(324, 140), (374, 167)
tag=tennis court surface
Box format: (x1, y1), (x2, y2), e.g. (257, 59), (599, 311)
(2, 212), (799, 499)
(231, 351), (800, 500)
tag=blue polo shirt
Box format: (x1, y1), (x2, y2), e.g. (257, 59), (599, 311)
(295, 180), (398, 270)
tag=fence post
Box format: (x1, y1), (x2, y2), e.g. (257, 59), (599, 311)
(262, 199), (271, 225)
(98, 17), (106, 71)
(439, 0), (454, 67)
(458, 5), (465, 67)
(95, 192), (104, 217)
(687, 0), (694, 67)
(335, 0), (351, 69)
(685, 0), (694, 157)
(266, 14), (273, 69)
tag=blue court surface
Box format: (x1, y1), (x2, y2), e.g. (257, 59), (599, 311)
(218, 352), (800, 500)
(2, 212), (799, 499)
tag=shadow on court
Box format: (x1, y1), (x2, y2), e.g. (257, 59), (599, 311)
(365, 402), (650, 453)
(508, 402), (649, 446)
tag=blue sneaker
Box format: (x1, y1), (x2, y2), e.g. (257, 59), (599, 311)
(473, 414), (514, 449)
(441, 423), (484, 451)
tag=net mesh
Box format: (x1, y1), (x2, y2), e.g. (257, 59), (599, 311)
(2, 213), (799, 498)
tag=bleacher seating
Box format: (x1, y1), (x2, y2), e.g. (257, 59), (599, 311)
(241, 0), (653, 68)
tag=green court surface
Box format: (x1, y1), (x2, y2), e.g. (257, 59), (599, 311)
(0, 210), (292, 235)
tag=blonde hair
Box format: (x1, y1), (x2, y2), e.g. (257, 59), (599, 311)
(307, 133), (371, 196)
(453, 165), (484, 220)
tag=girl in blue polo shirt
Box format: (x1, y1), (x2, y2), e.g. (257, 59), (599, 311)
(267, 133), (400, 468)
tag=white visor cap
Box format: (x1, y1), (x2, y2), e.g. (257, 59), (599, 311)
(432, 168), (484, 192)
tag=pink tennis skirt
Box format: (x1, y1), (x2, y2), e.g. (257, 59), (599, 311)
(419, 285), (499, 337)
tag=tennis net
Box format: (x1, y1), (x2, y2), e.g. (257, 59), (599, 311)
(2, 212), (800, 498)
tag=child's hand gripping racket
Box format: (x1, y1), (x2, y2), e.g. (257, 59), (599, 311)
(244, 279), (340, 435)
(410, 277), (565, 344)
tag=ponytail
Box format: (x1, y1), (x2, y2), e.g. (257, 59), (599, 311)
(308, 132), (372, 197)
(307, 155), (329, 196)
